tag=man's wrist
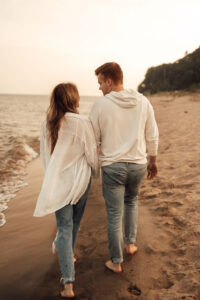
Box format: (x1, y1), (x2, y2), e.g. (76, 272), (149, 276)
(149, 156), (157, 164)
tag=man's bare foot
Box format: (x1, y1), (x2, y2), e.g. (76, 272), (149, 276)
(105, 260), (122, 273)
(125, 243), (138, 255)
(60, 283), (75, 298)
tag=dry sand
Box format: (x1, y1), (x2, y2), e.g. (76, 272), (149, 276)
(0, 91), (200, 300)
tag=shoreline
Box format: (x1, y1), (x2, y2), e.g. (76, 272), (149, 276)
(0, 158), (57, 300)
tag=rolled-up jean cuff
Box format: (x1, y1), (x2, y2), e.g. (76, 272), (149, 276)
(61, 277), (75, 284)
(112, 258), (123, 264)
(124, 237), (136, 244)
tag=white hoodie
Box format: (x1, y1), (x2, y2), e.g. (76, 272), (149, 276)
(89, 89), (159, 166)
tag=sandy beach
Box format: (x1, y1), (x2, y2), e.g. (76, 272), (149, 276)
(1, 91), (200, 300)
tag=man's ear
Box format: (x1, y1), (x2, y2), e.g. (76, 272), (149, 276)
(107, 78), (113, 87)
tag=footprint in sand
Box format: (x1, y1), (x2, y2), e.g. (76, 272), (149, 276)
(166, 261), (180, 271)
(153, 206), (172, 217)
(152, 270), (174, 290)
(127, 283), (141, 296)
(155, 180), (175, 189)
(179, 276), (200, 295)
(170, 241), (179, 249)
(144, 245), (156, 254)
(181, 296), (197, 299)
(173, 216), (187, 227)
(144, 193), (158, 200)
(175, 246), (187, 257)
(160, 191), (174, 196)
(189, 163), (197, 168)
(79, 244), (97, 256)
(175, 183), (194, 189)
(175, 272), (186, 281)
(171, 200), (184, 207)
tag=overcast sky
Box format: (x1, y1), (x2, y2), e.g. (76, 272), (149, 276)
(0, 0), (199, 95)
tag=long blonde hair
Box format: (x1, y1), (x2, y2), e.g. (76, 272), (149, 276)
(46, 83), (79, 154)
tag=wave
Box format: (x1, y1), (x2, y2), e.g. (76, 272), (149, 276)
(0, 136), (39, 227)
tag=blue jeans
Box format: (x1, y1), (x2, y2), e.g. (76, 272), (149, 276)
(54, 180), (91, 284)
(102, 162), (146, 263)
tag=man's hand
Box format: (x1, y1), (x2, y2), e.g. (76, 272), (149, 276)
(147, 156), (158, 179)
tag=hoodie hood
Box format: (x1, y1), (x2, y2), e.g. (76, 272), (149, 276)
(105, 89), (140, 108)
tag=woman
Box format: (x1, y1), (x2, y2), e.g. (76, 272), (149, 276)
(34, 83), (98, 298)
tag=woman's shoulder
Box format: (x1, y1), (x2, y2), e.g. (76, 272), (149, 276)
(62, 113), (93, 139)
(64, 113), (90, 123)
(41, 119), (47, 131)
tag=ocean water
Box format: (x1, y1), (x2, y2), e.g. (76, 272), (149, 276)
(0, 94), (98, 227)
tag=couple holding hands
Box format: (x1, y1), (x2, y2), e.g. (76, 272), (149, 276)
(34, 62), (159, 298)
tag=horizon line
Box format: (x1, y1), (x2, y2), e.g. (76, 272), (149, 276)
(0, 93), (100, 97)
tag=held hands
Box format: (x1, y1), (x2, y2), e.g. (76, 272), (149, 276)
(147, 156), (158, 179)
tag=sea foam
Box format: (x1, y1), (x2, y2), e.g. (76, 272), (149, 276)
(0, 142), (38, 226)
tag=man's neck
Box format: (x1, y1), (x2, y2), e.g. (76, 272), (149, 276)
(111, 84), (124, 93)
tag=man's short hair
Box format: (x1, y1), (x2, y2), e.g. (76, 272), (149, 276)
(95, 62), (123, 84)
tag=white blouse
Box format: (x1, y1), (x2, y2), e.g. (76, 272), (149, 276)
(34, 113), (99, 217)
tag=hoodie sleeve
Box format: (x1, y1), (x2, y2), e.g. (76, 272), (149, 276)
(83, 119), (99, 178)
(145, 101), (159, 156)
(89, 101), (101, 146)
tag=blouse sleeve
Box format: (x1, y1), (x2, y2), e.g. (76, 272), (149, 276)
(40, 121), (51, 172)
(83, 119), (99, 178)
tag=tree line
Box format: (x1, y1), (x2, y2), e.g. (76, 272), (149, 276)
(138, 46), (200, 94)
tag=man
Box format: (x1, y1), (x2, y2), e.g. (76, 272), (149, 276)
(89, 62), (159, 273)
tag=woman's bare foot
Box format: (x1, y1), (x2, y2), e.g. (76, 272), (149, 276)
(125, 243), (138, 255)
(60, 283), (75, 298)
(105, 260), (122, 273)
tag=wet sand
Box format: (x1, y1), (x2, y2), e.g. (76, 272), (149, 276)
(0, 91), (200, 299)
